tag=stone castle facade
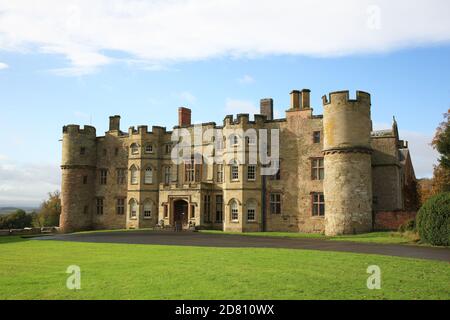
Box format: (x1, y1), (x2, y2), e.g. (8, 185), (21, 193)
(59, 89), (417, 236)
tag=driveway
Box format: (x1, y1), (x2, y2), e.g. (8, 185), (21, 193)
(37, 231), (450, 262)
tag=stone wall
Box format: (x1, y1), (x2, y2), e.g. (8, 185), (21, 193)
(374, 211), (416, 231)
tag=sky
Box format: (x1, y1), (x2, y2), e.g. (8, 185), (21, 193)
(0, 0), (449, 207)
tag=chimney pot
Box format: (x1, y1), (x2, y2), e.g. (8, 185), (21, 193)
(178, 107), (192, 127)
(290, 90), (300, 109)
(301, 89), (311, 109)
(109, 115), (121, 131)
(260, 98), (274, 120)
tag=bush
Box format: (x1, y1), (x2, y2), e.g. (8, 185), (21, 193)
(0, 210), (33, 230)
(398, 219), (416, 233)
(416, 192), (450, 246)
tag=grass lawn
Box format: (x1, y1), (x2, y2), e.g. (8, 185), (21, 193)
(199, 230), (420, 244)
(0, 236), (449, 300)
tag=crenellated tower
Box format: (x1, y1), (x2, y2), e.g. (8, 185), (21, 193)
(60, 125), (97, 232)
(322, 91), (373, 236)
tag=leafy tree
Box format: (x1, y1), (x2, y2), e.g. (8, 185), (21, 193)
(432, 109), (450, 169)
(416, 192), (450, 246)
(0, 210), (33, 229)
(36, 191), (61, 227)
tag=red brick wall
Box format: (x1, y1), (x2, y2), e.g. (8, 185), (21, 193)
(178, 107), (191, 127)
(374, 211), (416, 231)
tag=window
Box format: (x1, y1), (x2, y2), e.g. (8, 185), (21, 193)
(163, 166), (171, 184)
(96, 198), (104, 215)
(232, 135), (239, 146)
(203, 195), (211, 223)
(144, 167), (153, 184)
(83, 205), (89, 215)
(115, 148), (119, 156)
(185, 160), (195, 182)
(247, 165), (256, 181)
(190, 205), (195, 218)
(165, 144), (172, 154)
(116, 169), (126, 185)
(80, 147), (86, 155)
(246, 136), (257, 145)
(163, 205), (168, 218)
(100, 169), (108, 185)
(230, 200), (239, 222)
(185, 158), (201, 183)
(311, 158), (324, 180)
(215, 195), (223, 222)
(216, 164), (224, 183)
(143, 201), (152, 218)
(82, 176), (88, 185)
(130, 199), (138, 218)
(230, 160), (239, 181)
(270, 193), (281, 214)
(312, 192), (325, 216)
(247, 201), (256, 222)
(313, 131), (321, 144)
(270, 160), (281, 180)
(130, 143), (139, 155)
(145, 144), (153, 154)
(117, 198), (125, 215)
(130, 166), (138, 185)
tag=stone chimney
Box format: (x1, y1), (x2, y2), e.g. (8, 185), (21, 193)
(301, 89), (311, 109)
(178, 107), (191, 127)
(260, 98), (274, 120)
(290, 90), (300, 109)
(109, 115), (121, 131)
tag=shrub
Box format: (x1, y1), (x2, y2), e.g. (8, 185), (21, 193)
(416, 192), (450, 246)
(398, 219), (416, 233)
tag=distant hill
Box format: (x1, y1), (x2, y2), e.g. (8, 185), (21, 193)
(0, 207), (39, 215)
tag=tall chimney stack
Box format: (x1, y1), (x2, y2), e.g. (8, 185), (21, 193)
(301, 89), (311, 109)
(109, 115), (121, 131)
(290, 90), (300, 109)
(178, 107), (192, 127)
(260, 98), (274, 120)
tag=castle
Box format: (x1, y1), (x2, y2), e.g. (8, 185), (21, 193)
(59, 89), (417, 236)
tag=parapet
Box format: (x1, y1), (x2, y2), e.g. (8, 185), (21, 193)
(322, 90), (371, 106)
(63, 124), (96, 136)
(254, 114), (267, 125)
(223, 115), (234, 126)
(236, 113), (249, 124)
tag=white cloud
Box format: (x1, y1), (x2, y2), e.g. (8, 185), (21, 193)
(0, 158), (60, 207)
(0, 62), (8, 70)
(178, 91), (197, 104)
(225, 98), (259, 115)
(238, 75), (255, 85)
(0, 0), (449, 75)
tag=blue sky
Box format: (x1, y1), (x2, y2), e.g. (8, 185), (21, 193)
(0, 0), (449, 206)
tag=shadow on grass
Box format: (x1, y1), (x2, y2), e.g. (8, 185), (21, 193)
(0, 235), (33, 244)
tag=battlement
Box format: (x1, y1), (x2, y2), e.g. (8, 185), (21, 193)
(63, 124), (96, 136)
(128, 125), (167, 136)
(322, 90), (371, 106)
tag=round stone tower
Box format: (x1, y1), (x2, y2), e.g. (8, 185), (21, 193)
(60, 125), (97, 233)
(322, 91), (373, 236)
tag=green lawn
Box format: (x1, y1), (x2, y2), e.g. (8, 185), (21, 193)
(199, 230), (419, 244)
(0, 236), (449, 300)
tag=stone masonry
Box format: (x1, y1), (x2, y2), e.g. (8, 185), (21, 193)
(59, 89), (417, 235)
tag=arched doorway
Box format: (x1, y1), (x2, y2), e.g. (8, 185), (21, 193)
(173, 200), (189, 229)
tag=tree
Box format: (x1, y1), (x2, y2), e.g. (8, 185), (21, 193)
(432, 109), (450, 169)
(36, 191), (61, 227)
(0, 209), (33, 229)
